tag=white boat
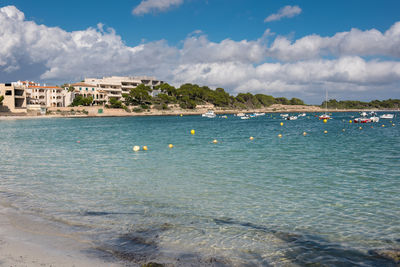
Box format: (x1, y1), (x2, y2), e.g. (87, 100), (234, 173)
(380, 114), (394, 119)
(354, 111), (379, 123)
(286, 116), (298, 120)
(253, 112), (265, 116)
(220, 115), (228, 119)
(298, 113), (306, 117)
(236, 112), (246, 117)
(319, 89), (331, 120)
(202, 110), (216, 118)
(280, 114), (289, 118)
(319, 114), (331, 120)
(370, 116), (379, 122)
(240, 115), (250, 120)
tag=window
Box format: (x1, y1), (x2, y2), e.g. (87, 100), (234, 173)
(5, 90), (12, 95)
(79, 87), (82, 90)
(92, 88), (94, 91)
(86, 88), (88, 91)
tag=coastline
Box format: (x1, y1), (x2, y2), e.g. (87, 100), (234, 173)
(0, 104), (393, 120)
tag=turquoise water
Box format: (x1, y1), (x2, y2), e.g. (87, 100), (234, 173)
(0, 113), (399, 266)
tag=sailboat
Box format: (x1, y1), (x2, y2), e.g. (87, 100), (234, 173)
(319, 89), (331, 120)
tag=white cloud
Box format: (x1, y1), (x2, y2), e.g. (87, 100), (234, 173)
(264, 5), (302, 23)
(0, 5), (399, 103)
(268, 22), (400, 61)
(132, 0), (184, 15)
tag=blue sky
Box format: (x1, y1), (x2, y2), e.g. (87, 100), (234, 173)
(1, 0), (400, 103)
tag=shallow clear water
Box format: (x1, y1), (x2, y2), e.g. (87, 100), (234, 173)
(1, 113), (399, 266)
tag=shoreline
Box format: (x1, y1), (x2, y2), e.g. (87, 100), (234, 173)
(0, 203), (122, 267)
(1, 104), (397, 120)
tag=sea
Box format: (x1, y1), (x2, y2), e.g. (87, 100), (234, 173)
(0, 112), (399, 266)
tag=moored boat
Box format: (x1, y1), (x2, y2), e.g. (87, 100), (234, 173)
(319, 114), (331, 120)
(354, 117), (371, 123)
(319, 89), (332, 120)
(202, 110), (216, 118)
(285, 116), (298, 120)
(380, 114), (394, 119)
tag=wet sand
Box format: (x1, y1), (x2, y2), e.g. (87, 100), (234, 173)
(0, 205), (122, 267)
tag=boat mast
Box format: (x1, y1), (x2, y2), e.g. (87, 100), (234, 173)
(325, 89), (328, 113)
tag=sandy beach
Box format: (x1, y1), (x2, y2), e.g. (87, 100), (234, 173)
(0, 204), (123, 267)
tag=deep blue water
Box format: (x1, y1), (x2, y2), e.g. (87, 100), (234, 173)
(0, 112), (399, 266)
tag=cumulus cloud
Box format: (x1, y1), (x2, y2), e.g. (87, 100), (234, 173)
(268, 22), (400, 61)
(0, 5), (400, 102)
(132, 0), (184, 15)
(264, 5), (302, 22)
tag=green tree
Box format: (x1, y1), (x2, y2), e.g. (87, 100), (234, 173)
(290, 97), (305, 105)
(109, 97), (123, 108)
(123, 84), (152, 106)
(255, 94), (275, 107)
(0, 95), (4, 105)
(274, 97), (290, 105)
(157, 83), (177, 97)
(70, 95), (93, 106)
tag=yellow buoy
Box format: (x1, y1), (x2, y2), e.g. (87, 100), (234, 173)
(278, 134), (282, 138)
(382, 125), (385, 127)
(342, 129), (345, 132)
(303, 132), (307, 136)
(133, 145), (140, 152)
(324, 130), (328, 134)
(190, 129), (195, 135)
(359, 126), (362, 130)
(180, 114), (183, 117)
(212, 139), (218, 144)
(168, 144), (174, 148)
(142, 146), (148, 151)
(280, 122), (284, 126)
(323, 119), (327, 123)
(349, 120), (352, 123)
(249, 136), (254, 140)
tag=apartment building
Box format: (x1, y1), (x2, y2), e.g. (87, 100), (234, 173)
(0, 83), (27, 113)
(27, 86), (73, 107)
(83, 76), (164, 103)
(69, 82), (106, 105)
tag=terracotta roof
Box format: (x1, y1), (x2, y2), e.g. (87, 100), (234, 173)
(70, 82), (96, 87)
(28, 86), (61, 89)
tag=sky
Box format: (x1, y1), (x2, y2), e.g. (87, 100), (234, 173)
(0, 0), (400, 104)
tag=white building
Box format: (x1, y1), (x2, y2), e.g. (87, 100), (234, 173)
(69, 82), (107, 105)
(27, 86), (73, 107)
(83, 76), (164, 103)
